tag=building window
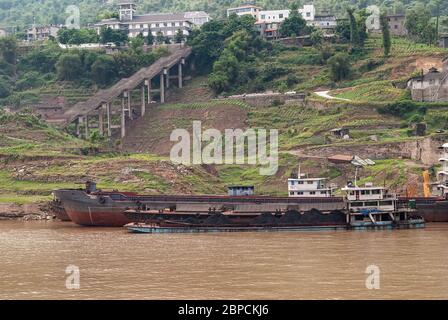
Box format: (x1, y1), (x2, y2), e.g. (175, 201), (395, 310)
(279, 14), (283, 19)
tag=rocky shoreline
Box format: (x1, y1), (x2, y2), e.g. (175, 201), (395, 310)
(0, 202), (53, 221)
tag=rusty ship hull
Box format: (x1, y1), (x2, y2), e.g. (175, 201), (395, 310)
(54, 189), (346, 227)
(54, 189), (448, 227)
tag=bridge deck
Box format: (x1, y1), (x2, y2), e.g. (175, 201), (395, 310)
(60, 46), (192, 126)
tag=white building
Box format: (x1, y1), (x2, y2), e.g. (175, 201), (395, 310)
(298, 4), (316, 21)
(288, 174), (334, 198)
(438, 143), (448, 197)
(308, 14), (337, 30)
(26, 25), (61, 41)
(95, 1), (210, 40)
(258, 10), (290, 23)
(227, 5), (262, 19)
(229, 4), (316, 23)
(184, 11), (211, 26)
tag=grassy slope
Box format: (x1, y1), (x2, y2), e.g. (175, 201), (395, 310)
(2, 36), (448, 203)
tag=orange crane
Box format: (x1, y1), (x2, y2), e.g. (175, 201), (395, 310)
(423, 170), (431, 198)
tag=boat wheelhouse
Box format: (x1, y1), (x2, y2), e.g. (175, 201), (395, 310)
(288, 174), (335, 198)
(437, 143), (448, 197)
(341, 182), (423, 229)
(341, 182), (396, 213)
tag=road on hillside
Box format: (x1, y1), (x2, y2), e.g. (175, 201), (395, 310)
(314, 90), (350, 101)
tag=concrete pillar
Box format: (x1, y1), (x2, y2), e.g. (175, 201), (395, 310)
(75, 117), (81, 137)
(165, 67), (170, 89)
(127, 91), (133, 120)
(141, 85), (146, 116)
(99, 105), (105, 136)
(160, 72), (165, 104)
(121, 98), (126, 138)
(178, 62), (183, 88)
(84, 115), (89, 139)
(146, 79), (151, 104)
(106, 102), (112, 137)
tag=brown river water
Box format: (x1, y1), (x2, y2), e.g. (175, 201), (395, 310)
(1, 220), (448, 300)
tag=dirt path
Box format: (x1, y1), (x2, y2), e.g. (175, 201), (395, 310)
(315, 90), (350, 101)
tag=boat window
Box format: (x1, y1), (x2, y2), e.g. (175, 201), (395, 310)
(361, 190), (371, 195)
(351, 202), (363, 207)
(297, 192), (304, 195)
(290, 192), (294, 196)
(381, 201), (393, 206)
(372, 189), (381, 194)
(298, 181), (304, 184)
(310, 191), (316, 195)
(307, 181), (314, 184)
(320, 191), (326, 195)
(364, 201), (378, 206)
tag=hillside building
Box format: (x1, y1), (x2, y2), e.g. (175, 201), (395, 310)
(387, 14), (407, 36)
(0, 28), (8, 37)
(26, 25), (61, 41)
(368, 13), (407, 36)
(308, 14), (337, 34)
(94, 1), (210, 40)
(407, 59), (448, 102)
(227, 4), (262, 19)
(439, 34), (448, 49)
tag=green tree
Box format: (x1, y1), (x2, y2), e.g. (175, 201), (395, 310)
(347, 8), (360, 47)
(91, 55), (117, 86)
(310, 28), (324, 47)
(56, 53), (83, 81)
(279, 3), (308, 37)
(130, 33), (145, 53)
(156, 31), (166, 44)
(0, 36), (18, 65)
(405, 5), (437, 44)
(174, 29), (185, 43)
(100, 27), (128, 45)
(380, 12), (391, 56)
(327, 52), (351, 82)
(147, 29), (154, 45)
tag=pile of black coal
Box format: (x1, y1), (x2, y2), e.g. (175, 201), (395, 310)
(279, 210), (302, 224)
(204, 213), (232, 225)
(300, 209), (346, 224)
(252, 212), (277, 225)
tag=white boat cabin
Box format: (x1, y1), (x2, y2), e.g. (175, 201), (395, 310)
(342, 183), (396, 212)
(288, 175), (334, 198)
(437, 143), (448, 197)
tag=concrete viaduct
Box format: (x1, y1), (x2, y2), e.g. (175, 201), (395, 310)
(53, 45), (192, 139)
